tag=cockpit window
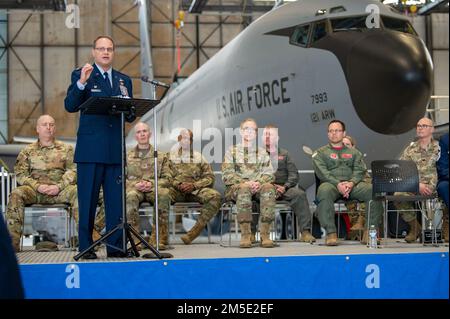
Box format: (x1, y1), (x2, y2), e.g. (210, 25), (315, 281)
(312, 21), (328, 43)
(330, 6), (346, 14)
(382, 17), (417, 35)
(331, 16), (368, 32)
(290, 24), (311, 47)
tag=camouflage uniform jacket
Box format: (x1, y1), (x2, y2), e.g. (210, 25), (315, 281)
(312, 144), (367, 186)
(268, 147), (299, 189)
(14, 140), (76, 191)
(400, 139), (440, 189)
(169, 147), (215, 194)
(222, 144), (274, 187)
(126, 144), (172, 189)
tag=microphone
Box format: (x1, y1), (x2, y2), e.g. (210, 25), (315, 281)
(141, 76), (170, 88)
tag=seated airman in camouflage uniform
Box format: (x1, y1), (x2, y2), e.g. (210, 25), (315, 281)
(222, 118), (276, 248)
(5, 115), (78, 252)
(312, 120), (383, 246)
(169, 129), (222, 245)
(125, 122), (172, 250)
(396, 117), (441, 243)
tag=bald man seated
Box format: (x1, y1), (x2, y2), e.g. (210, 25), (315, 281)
(396, 117), (441, 243)
(5, 115), (78, 252)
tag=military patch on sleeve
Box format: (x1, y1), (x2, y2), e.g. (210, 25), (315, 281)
(330, 153), (338, 159)
(436, 145), (441, 162)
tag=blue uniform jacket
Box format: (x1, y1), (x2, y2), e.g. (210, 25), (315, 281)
(0, 213), (24, 299)
(437, 133), (449, 182)
(64, 64), (133, 164)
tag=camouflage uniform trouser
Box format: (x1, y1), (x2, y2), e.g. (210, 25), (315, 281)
(5, 185), (78, 251)
(394, 191), (436, 222)
(171, 187), (222, 224)
(92, 187), (171, 243)
(316, 182), (382, 234)
(225, 183), (276, 224)
(126, 187), (171, 230)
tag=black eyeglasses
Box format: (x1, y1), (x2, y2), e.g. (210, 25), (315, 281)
(95, 47), (114, 53)
(417, 124), (432, 129)
(328, 129), (343, 133)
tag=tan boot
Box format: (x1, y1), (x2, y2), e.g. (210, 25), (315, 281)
(250, 233), (257, 243)
(181, 220), (206, 245)
(239, 223), (252, 248)
(12, 238), (20, 253)
(69, 236), (79, 248)
(325, 233), (338, 246)
(160, 221), (169, 247)
(92, 229), (102, 242)
(299, 230), (316, 243)
(350, 215), (365, 231)
(260, 223), (274, 248)
(405, 219), (422, 243)
(149, 226), (167, 250)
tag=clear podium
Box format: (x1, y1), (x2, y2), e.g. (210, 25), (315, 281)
(73, 96), (173, 260)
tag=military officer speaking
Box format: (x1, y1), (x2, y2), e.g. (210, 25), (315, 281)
(64, 35), (134, 259)
(312, 120), (383, 246)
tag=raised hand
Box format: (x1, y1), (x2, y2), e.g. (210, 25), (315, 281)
(79, 63), (94, 85)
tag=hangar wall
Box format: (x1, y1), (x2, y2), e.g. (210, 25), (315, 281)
(0, 0), (255, 141)
(430, 13), (449, 126)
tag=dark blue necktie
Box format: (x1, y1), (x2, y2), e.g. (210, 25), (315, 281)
(103, 71), (112, 91)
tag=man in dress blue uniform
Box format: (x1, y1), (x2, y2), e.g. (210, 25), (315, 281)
(64, 35), (134, 259)
(0, 213), (24, 298)
(437, 132), (448, 242)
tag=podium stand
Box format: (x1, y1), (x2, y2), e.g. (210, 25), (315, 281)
(73, 97), (172, 260)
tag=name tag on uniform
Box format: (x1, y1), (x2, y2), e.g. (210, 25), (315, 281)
(91, 88), (102, 92)
(278, 156), (284, 160)
(342, 153), (353, 159)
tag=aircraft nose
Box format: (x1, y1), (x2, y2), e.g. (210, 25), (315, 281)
(346, 32), (433, 135)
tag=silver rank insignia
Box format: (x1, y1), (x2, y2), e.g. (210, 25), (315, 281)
(119, 79), (129, 97)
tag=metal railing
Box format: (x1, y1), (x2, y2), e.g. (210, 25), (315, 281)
(1, 166), (17, 217)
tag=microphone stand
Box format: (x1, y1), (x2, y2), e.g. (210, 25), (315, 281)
(152, 83), (160, 251)
(142, 81), (171, 258)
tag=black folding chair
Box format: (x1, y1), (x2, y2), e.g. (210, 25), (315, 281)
(368, 160), (437, 245)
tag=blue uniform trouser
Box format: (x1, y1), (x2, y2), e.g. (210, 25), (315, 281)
(77, 163), (123, 253)
(437, 181), (449, 208)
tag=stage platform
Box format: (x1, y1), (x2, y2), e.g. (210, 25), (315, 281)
(18, 236), (449, 299)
